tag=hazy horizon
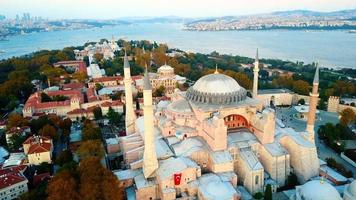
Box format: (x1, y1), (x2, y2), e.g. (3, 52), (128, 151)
(1, 0), (356, 19)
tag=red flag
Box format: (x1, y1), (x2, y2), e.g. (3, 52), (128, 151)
(174, 173), (182, 185)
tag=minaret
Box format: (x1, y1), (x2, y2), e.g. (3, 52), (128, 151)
(252, 48), (259, 99)
(142, 64), (158, 179)
(123, 51), (137, 135)
(214, 64), (219, 74)
(306, 63), (320, 143)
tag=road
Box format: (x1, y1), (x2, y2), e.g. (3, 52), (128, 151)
(275, 107), (356, 178)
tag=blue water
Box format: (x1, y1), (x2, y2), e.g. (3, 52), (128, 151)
(0, 23), (355, 68)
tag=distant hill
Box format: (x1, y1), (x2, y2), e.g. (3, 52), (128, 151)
(187, 9), (356, 25)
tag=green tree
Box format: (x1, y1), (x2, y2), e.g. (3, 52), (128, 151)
(82, 121), (101, 141)
(264, 184), (272, 200)
(8, 134), (26, 151)
(153, 85), (166, 97)
(56, 150), (73, 166)
(106, 107), (120, 125)
(95, 83), (103, 92)
(93, 107), (103, 120)
(298, 98), (305, 105)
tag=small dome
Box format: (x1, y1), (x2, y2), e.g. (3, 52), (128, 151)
(158, 64), (174, 72)
(298, 180), (342, 200)
(186, 73), (247, 105)
(167, 99), (192, 113)
(348, 180), (356, 196)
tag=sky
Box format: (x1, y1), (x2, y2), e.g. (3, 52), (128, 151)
(1, 0), (356, 19)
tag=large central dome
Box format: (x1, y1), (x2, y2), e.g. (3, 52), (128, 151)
(186, 73), (247, 105)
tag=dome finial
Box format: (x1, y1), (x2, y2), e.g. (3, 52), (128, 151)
(214, 64), (219, 74)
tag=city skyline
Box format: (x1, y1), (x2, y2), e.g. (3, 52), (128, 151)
(1, 0), (356, 19)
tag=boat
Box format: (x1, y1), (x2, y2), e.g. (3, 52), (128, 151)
(0, 50), (5, 54)
(348, 30), (356, 34)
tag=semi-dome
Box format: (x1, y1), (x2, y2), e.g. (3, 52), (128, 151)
(186, 73), (247, 105)
(297, 180), (342, 200)
(348, 180), (356, 196)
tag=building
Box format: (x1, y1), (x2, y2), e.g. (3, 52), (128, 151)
(5, 126), (31, 147)
(74, 38), (120, 60)
(23, 136), (53, 165)
(118, 53), (320, 199)
(88, 76), (123, 88)
(53, 60), (87, 74)
(87, 63), (105, 78)
(343, 180), (356, 200)
(327, 96), (356, 113)
(0, 167), (28, 200)
(294, 179), (342, 200)
(148, 64), (186, 95)
(23, 90), (84, 117)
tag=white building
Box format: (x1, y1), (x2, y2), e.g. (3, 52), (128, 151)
(87, 63), (106, 78)
(0, 168), (28, 200)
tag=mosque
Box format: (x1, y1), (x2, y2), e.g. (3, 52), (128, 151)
(117, 50), (330, 199)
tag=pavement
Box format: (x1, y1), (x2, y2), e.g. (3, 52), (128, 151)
(275, 106), (356, 178)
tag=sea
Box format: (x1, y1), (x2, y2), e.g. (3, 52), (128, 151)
(0, 23), (355, 69)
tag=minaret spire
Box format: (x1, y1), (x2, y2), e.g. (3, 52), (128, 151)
(123, 50), (137, 135)
(214, 64), (219, 74)
(252, 48), (260, 99)
(306, 62), (320, 143)
(142, 65), (158, 178)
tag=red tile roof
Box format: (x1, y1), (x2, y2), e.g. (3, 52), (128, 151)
(54, 60), (87, 73)
(67, 108), (87, 115)
(92, 76), (123, 83)
(0, 168), (27, 190)
(33, 172), (51, 186)
(23, 135), (51, 145)
(62, 82), (85, 90)
(28, 143), (52, 154)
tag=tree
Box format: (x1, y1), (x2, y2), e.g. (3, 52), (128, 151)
(95, 83), (103, 92)
(39, 124), (58, 141)
(78, 156), (124, 200)
(56, 150), (73, 166)
(340, 108), (356, 127)
(292, 80), (310, 95)
(41, 92), (52, 102)
(47, 170), (80, 200)
(298, 98), (305, 105)
(93, 53), (104, 62)
(8, 134), (26, 151)
(153, 85), (165, 97)
(93, 107), (103, 120)
(264, 184), (272, 200)
(82, 122), (101, 141)
(58, 118), (72, 132)
(83, 56), (90, 66)
(77, 140), (104, 159)
(7, 113), (29, 129)
(107, 107), (121, 125)
(72, 72), (87, 83)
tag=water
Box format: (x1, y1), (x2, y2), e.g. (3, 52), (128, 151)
(0, 23), (355, 69)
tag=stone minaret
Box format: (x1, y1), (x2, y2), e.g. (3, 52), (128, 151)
(252, 48), (259, 99)
(142, 65), (159, 179)
(123, 51), (136, 135)
(306, 63), (320, 143)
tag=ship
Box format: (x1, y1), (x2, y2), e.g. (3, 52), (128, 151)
(349, 30), (356, 33)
